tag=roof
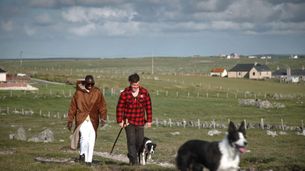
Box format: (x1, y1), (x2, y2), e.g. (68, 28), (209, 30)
(229, 63), (270, 72)
(253, 65), (271, 71)
(0, 68), (6, 73)
(229, 64), (255, 71)
(211, 68), (225, 73)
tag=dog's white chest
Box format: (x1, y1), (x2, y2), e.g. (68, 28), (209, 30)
(218, 155), (240, 171)
(218, 141), (240, 171)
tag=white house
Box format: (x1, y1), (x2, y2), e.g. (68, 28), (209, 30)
(210, 68), (228, 77)
(0, 68), (6, 82)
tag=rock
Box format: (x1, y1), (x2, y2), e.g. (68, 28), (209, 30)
(16, 127), (27, 141)
(170, 132), (180, 136)
(266, 130), (277, 137)
(28, 128), (54, 143)
(208, 129), (222, 136)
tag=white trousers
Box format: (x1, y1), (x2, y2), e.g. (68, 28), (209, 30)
(79, 120), (96, 163)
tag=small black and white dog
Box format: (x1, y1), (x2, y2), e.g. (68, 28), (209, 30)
(139, 137), (157, 165)
(176, 121), (247, 171)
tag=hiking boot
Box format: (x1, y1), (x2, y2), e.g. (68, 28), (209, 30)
(85, 162), (92, 167)
(79, 154), (85, 163)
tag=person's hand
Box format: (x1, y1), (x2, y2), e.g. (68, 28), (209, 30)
(119, 119), (129, 128)
(119, 121), (124, 128)
(67, 122), (72, 131)
(100, 119), (106, 127)
(146, 122), (152, 128)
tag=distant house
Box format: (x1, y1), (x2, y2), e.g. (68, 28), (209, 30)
(0, 68), (6, 82)
(249, 64), (272, 79)
(273, 67), (305, 83)
(228, 63), (272, 79)
(226, 53), (240, 59)
(209, 68), (227, 77)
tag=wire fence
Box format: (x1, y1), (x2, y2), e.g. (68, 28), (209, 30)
(1, 106), (303, 132)
(1, 87), (304, 100)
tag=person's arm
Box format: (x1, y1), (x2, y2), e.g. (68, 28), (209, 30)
(67, 94), (77, 131)
(98, 93), (107, 126)
(145, 92), (152, 127)
(116, 92), (126, 127)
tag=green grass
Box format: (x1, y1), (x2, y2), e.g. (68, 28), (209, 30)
(0, 57), (305, 170)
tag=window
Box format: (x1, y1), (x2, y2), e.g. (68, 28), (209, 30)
(252, 72), (255, 76)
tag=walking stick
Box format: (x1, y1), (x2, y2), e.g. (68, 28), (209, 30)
(110, 119), (128, 154)
(110, 127), (123, 154)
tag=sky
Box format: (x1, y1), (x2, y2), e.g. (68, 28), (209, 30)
(0, 0), (305, 59)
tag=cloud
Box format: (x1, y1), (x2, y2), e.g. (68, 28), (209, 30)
(1, 20), (14, 31)
(34, 13), (53, 26)
(102, 21), (140, 36)
(62, 6), (137, 23)
(24, 25), (36, 36)
(62, 6), (138, 36)
(69, 23), (96, 36)
(29, 0), (75, 8)
(1, 0), (305, 39)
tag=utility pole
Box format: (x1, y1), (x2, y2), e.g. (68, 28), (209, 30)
(19, 50), (23, 67)
(151, 56), (154, 75)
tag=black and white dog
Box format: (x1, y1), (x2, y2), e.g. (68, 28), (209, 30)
(176, 121), (247, 171)
(139, 137), (157, 165)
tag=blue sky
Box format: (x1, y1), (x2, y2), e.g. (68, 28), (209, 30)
(1, 0), (305, 59)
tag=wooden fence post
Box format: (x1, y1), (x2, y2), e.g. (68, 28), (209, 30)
(281, 118), (284, 131)
(183, 119), (186, 128)
(261, 118), (264, 129)
(244, 119), (247, 129)
(197, 119), (200, 129)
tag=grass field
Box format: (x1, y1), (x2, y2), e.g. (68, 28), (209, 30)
(0, 57), (305, 170)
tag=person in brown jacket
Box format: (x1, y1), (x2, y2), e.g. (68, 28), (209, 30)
(67, 75), (107, 165)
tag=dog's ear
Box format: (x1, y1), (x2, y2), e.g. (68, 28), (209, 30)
(153, 143), (157, 149)
(238, 121), (246, 136)
(228, 121), (236, 134)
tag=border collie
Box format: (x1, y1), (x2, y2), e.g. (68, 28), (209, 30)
(139, 137), (157, 165)
(176, 121), (247, 171)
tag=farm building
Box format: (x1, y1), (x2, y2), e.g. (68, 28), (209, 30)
(0, 68), (7, 82)
(228, 63), (272, 79)
(273, 67), (305, 83)
(209, 68), (227, 77)
(0, 69), (37, 90)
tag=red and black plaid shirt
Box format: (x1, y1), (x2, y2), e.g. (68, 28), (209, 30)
(116, 86), (152, 126)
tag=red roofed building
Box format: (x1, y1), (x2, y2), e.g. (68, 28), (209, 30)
(209, 68), (227, 77)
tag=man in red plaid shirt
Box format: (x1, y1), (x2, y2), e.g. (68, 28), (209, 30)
(116, 73), (152, 165)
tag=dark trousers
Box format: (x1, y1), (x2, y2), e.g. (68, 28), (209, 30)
(125, 124), (144, 165)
